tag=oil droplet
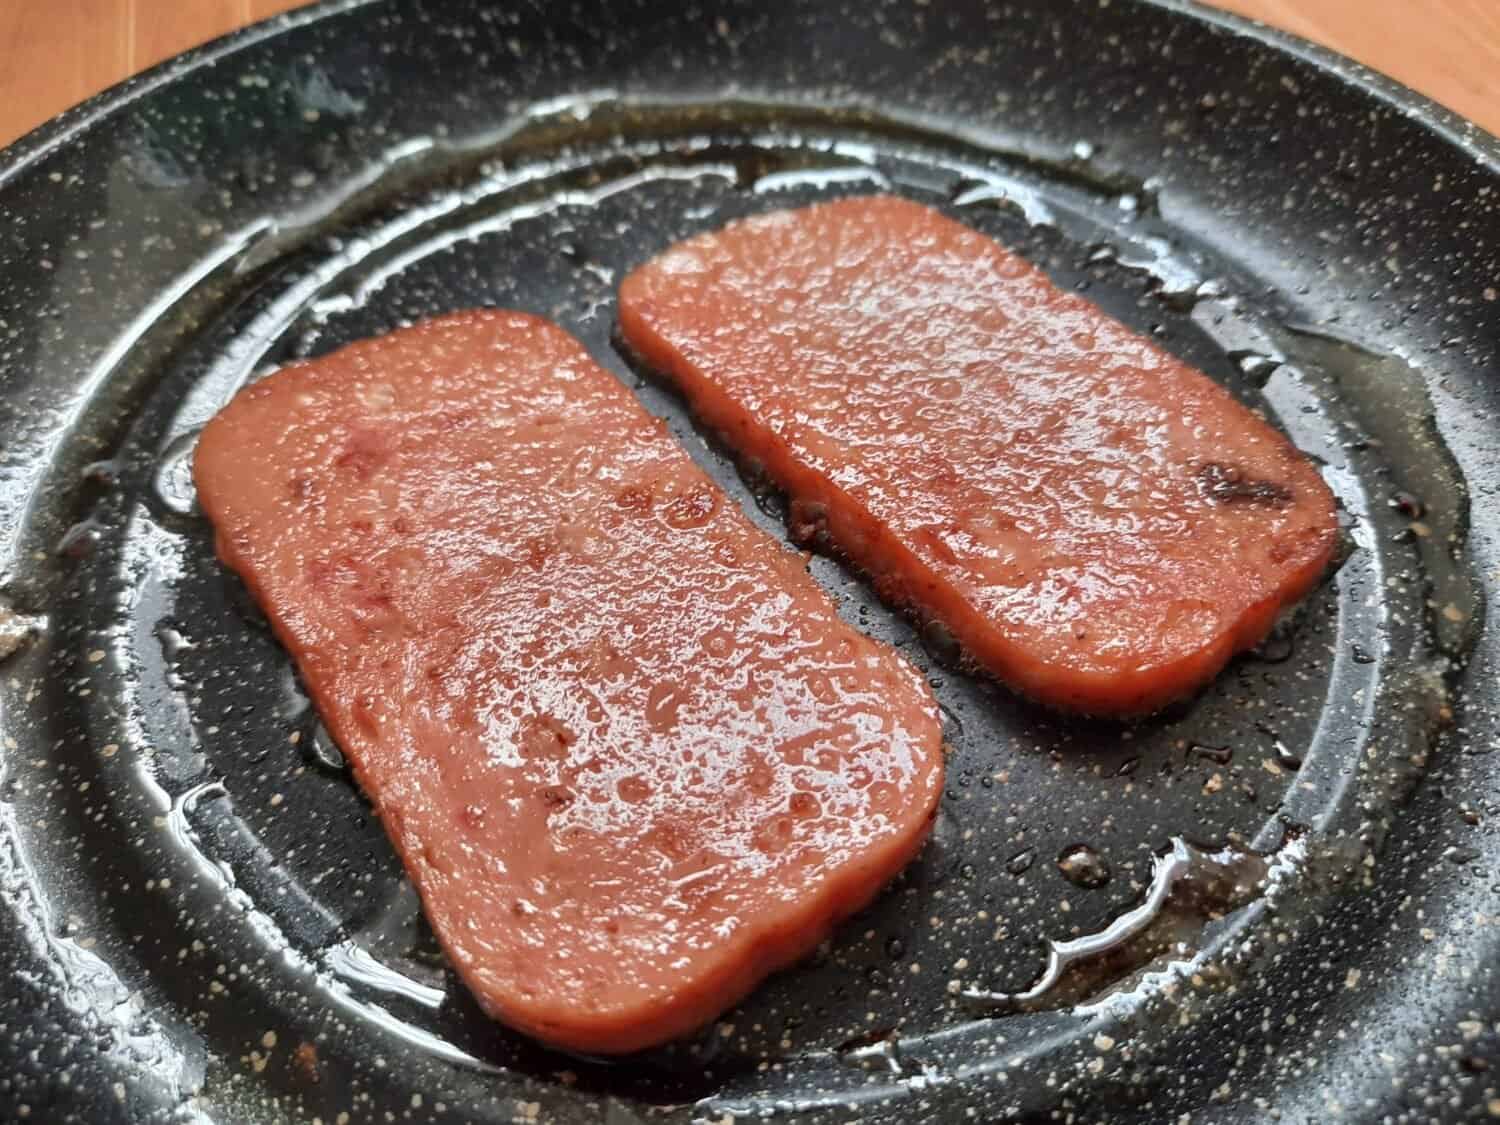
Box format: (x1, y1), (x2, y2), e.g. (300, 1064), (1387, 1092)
(949, 177), (1056, 226)
(938, 702), (965, 739)
(1280, 325), (1476, 658)
(1388, 490), (1425, 519)
(308, 724), (346, 772)
(1228, 350), (1283, 386)
(278, 661), (311, 719)
(1350, 643), (1377, 665)
(965, 832), (1304, 1015)
(737, 458), (787, 521)
(1249, 624), (1295, 664)
(1258, 725), (1303, 771)
(55, 518), (103, 559)
(836, 1028), (904, 1075)
(752, 488), (786, 521)
(884, 937), (907, 960)
(1057, 844), (1111, 889)
(0, 602), (44, 662)
(918, 618), (962, 668)
(158, 626), (195, 656)
(82, 458), (122, 487)
(1443, 845), (1479, 865)
(153, 430), (202, 517)
(1006, 846), (1037, 876)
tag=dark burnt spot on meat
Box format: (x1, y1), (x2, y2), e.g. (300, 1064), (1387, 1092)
(788, 498), (830, 545)
(1195, 461), (1294, 508)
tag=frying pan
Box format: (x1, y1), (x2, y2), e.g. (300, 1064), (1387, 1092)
(1, 1), (1496, 1121)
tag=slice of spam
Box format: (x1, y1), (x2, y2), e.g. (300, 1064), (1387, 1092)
(618, 195), (1339, 715)
(193, 310), (944, 1054)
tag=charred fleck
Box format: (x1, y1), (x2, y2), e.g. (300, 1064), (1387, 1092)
(1195, 462), (1294, 508)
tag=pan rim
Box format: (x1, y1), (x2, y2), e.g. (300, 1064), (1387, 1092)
(0, 2), (1496, 1121)
(1, 0), (1498, 195)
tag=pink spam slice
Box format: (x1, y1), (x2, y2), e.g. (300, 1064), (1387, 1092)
(193, 310), (944, 1054)
(618, 195), (1340, 715)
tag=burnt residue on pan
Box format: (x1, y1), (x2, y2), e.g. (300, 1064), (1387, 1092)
(0, 1), (1497, 1122)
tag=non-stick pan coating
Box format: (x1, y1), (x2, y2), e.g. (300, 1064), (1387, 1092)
(0, 1), (1496, 1121)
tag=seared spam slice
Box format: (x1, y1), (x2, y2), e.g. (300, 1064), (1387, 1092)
(618, 195), (1339, 715)
(193, 310), (944, 1054)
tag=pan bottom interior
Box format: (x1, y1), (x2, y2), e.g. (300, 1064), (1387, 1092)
(3, 96), (1477, 1122)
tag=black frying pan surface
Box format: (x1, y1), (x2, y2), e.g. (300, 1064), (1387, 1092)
(0, 1), (1496, 1121)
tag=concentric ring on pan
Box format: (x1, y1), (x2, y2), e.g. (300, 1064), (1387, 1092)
(1, 2), (1496, 1122)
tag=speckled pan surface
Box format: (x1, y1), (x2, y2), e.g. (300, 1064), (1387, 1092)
(0, 0), (1496, 1121)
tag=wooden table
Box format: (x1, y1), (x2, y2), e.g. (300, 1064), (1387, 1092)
(2, 1), (1497, 150)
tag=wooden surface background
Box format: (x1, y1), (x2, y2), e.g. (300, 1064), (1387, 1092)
(1, 0), (1497, 149)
